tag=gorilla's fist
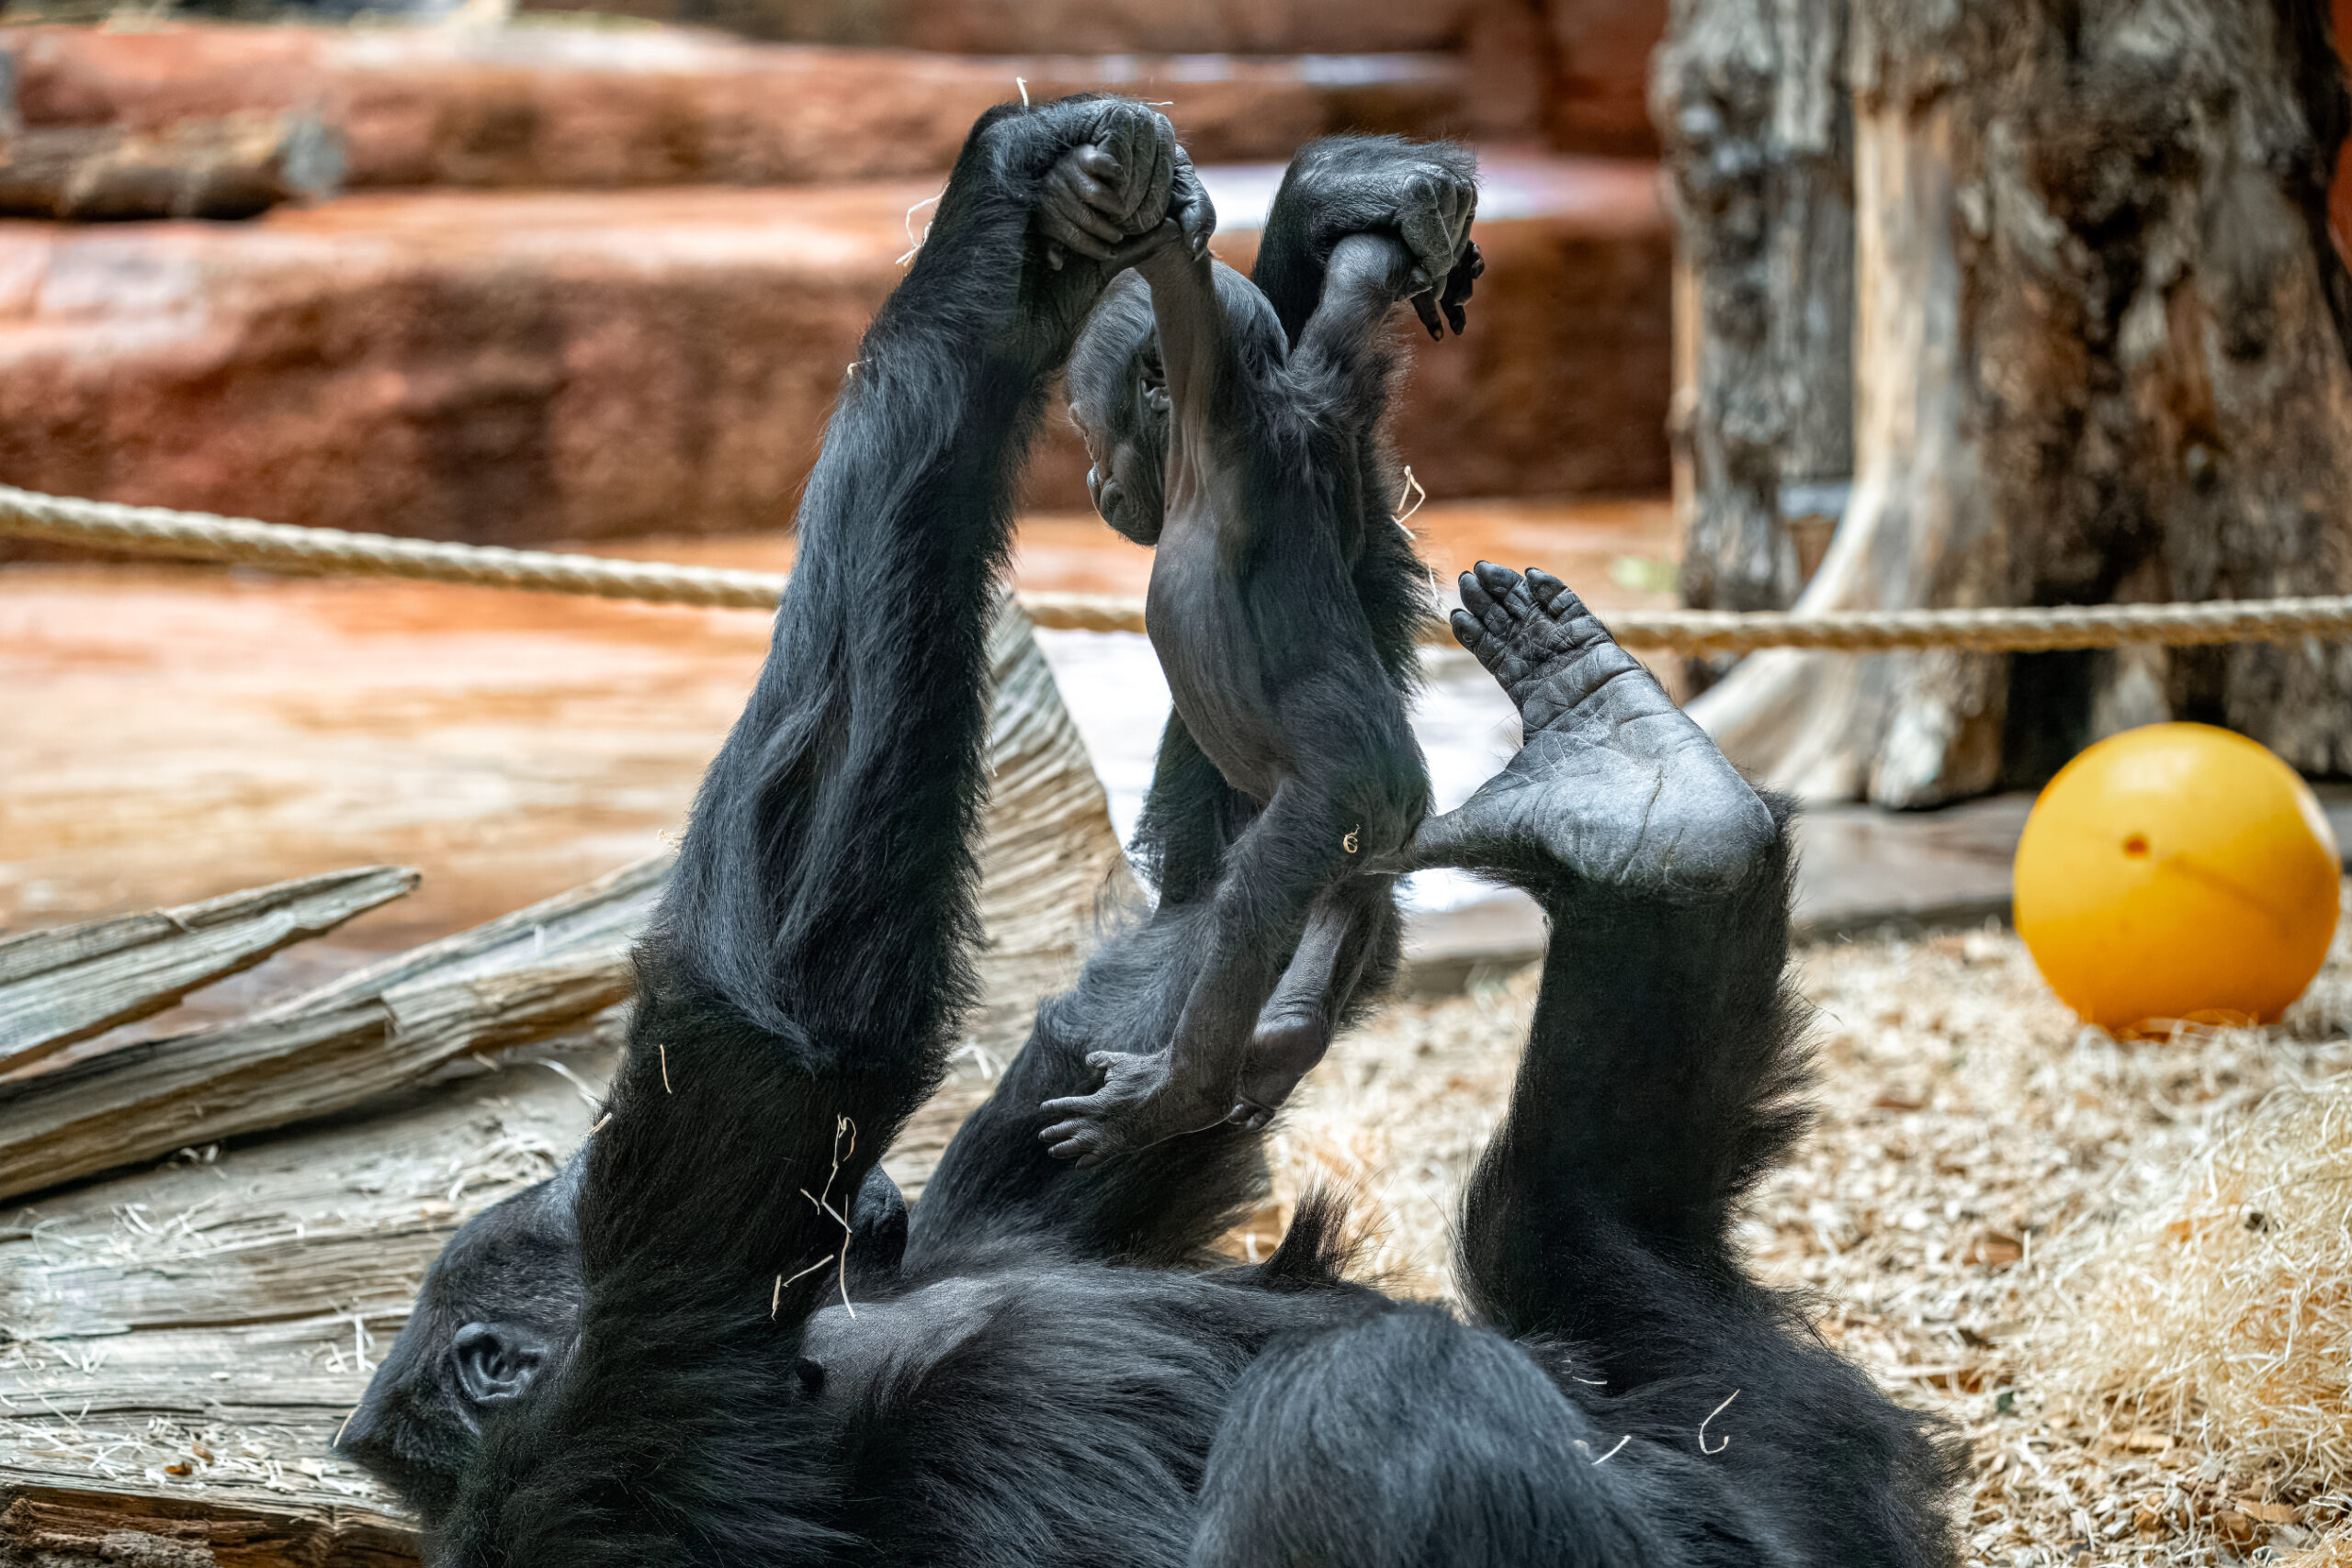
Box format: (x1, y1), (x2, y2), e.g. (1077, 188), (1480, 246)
(1274, 136), (1482, 337)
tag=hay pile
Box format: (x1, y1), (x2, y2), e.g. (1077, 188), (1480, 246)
(1250, 885), (2352, 1564)
(2041, 1083), (2352, 1500)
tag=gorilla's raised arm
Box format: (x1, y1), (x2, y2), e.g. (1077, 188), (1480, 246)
(342, 96), (1193, 1545)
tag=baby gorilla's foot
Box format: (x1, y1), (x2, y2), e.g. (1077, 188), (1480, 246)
(1039, 1052), (1230, 1168)
(1227, 1005), (1332, 1131)
(1408, 562), (1777, 895)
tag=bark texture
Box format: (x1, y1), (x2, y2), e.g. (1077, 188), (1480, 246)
(1684, 0), (2352, 806)
(1654, 0), (1854, 622)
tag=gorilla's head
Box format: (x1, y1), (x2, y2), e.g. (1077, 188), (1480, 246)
(1068, 259), (1292, 549)
(1067, 270), (1169, 547)
(337, 1161), (585, 1520)
(340, 1154), (911, 1523)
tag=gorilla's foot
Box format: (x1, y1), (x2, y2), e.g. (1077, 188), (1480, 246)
(1228, 1007), (1330, 1131)
(1038, 1051), (1230, 1168)
(1407, 562), (1776, 894)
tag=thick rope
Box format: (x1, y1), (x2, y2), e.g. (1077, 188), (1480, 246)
(7, 483), (2352, 655)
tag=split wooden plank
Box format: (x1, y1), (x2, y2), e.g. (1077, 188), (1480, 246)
(0, 867), (421, 1073)
(0, 860), (662, 1204)
(0, 1479), (414, 1568)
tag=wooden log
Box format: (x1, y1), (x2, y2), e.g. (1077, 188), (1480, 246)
(0, 868), (420, 1074)
(0, 859), (661, 1204)
(1653, 0), (1854, 638)
(1, 1481), (415, 1568)
(0, 111), (344, 221)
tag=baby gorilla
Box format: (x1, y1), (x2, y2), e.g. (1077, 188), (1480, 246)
(1044, 156), (1480, 1165)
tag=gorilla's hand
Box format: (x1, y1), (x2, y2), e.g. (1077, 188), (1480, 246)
(1280, 138), (1480, 335)
(960, 96), (1197, 365)
(1039, 127), (1215, 274)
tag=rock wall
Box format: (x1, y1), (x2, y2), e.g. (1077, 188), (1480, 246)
(0, 161), (1668, 543)
(6, 23), (1480, 184)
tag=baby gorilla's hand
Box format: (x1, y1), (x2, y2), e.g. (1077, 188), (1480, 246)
(1032, 100), (1212, 273)
(1282, 139), (1479, 335)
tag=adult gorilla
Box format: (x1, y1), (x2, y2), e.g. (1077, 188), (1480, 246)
(341, 96), (1959, 1566)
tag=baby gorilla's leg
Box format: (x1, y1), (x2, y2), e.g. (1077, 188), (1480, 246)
(1231, 874), (1389, 1129)
(1040, 779), (1340, 1167)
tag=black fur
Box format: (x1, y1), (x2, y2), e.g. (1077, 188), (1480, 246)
(342, 114), (1961, 1568)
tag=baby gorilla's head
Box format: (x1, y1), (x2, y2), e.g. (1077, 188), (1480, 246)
(1069, 263), (1292, 545)
(1068, 271), (1168, 545)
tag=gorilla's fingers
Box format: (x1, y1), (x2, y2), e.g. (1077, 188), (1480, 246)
(1170, 146), (1216, 258)
(1063, 166), (1132, 225)
(1523, 567), (1574, 610)
(1409, 290), (1445, 341)
(1074, 144), (1124, 193)
(1119, 121), (1176, 232)
(1396, 172), (1466, 298)
(1102, 220), (1183, 271)
(1465, 562), (1539, 635)
(1449, 606), (1482, 648)
(1456, 565), (1516, 638)
(1473, 560), (1532, 611)
(1051, 177), (1128, 245)
(1440, 242), (1480, 335)
(1042, 210), (1115, 262)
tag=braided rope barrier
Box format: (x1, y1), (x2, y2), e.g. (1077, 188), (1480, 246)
(7, 483), (2352, 655)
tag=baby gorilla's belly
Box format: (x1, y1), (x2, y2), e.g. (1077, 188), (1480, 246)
(1147, 517), (1292, 804)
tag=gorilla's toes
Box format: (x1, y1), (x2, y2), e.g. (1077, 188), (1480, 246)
(1449, 560), (1632, 737)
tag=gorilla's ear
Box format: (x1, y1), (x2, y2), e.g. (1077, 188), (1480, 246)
(451, 1322), (548, 1406)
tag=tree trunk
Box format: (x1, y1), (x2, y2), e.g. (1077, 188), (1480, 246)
(1673, 0), (2352, 806)
(1653, 0), (1855, 635)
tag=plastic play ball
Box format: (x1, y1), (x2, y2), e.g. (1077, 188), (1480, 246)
(2013, 723), (2340, 1033)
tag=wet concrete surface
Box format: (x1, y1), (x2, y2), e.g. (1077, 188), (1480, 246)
(0, 498), (1679, 1030)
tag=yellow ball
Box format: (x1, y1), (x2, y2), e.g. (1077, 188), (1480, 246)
(2013, 723), (2340, 1032)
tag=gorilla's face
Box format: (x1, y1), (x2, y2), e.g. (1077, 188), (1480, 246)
(338, 1156), (910, 1525)
(337, 1167), (584, 1523)
(1069, 274), (1169, 547)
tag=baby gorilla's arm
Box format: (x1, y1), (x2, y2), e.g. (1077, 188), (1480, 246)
(1289, 231), (1480, 412)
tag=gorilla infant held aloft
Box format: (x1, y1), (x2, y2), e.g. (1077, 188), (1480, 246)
(339, 98), (1961, 1568)
(1039, 153), (1481, 1162)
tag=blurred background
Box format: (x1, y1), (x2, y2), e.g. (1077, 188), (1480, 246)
(0, 0), (1690, 962)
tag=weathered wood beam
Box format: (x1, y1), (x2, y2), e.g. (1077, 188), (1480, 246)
(0, 867), (420, 1073)
(0, 1479), (415, 1568)
(0, 859), (662, 1203)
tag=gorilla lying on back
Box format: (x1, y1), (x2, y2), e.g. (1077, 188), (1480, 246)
(340, 96), (1959, 1565)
